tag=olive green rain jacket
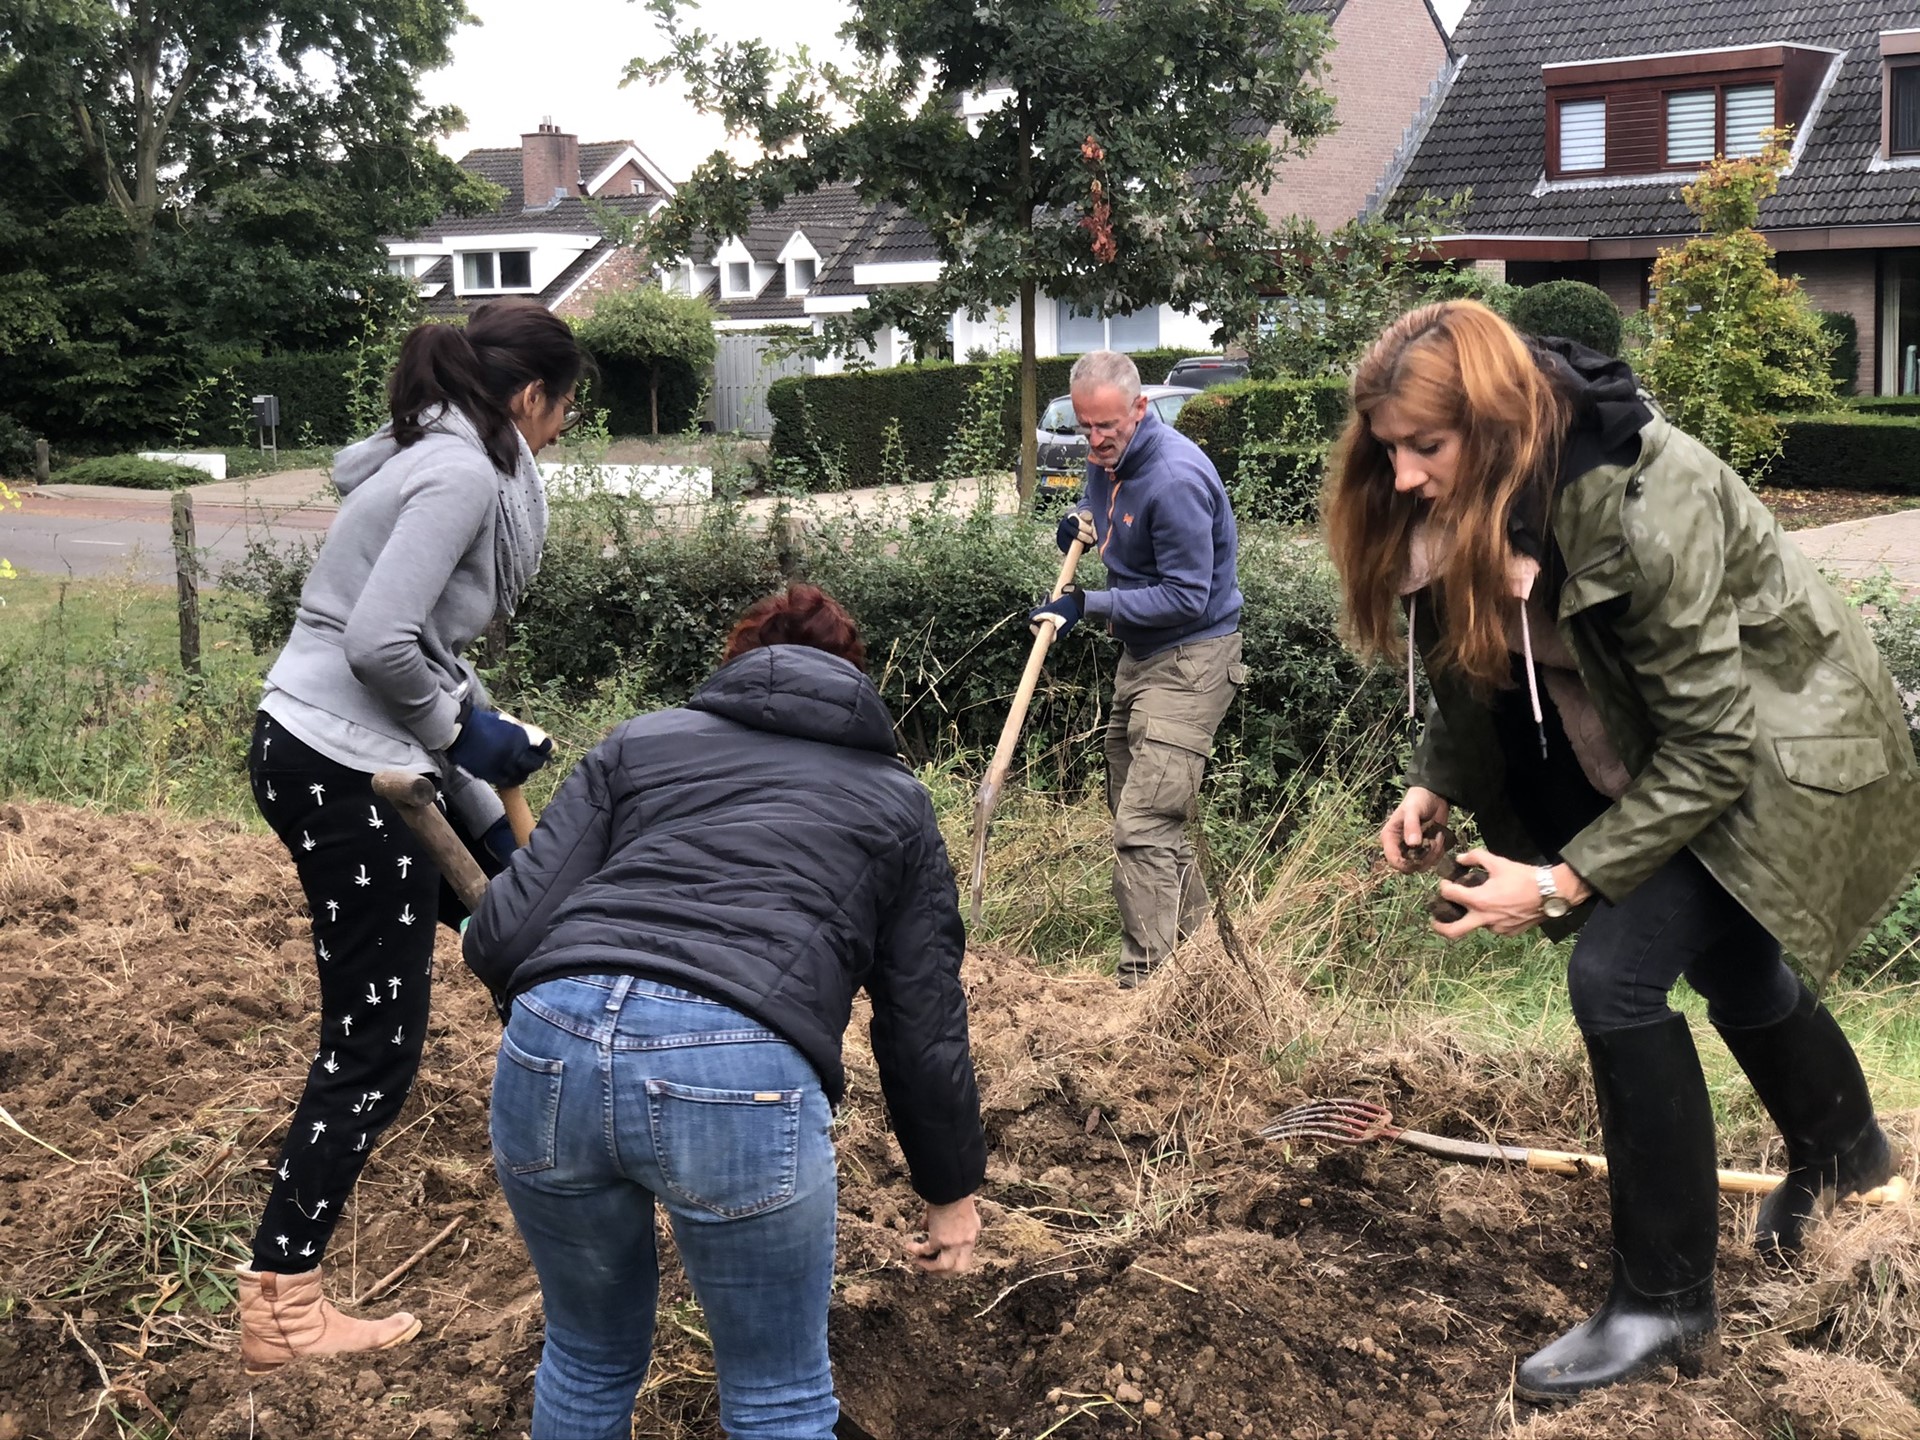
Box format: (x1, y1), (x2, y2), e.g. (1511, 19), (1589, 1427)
(1408, 407), (1920, 982)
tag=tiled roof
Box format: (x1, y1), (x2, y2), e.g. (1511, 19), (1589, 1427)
(418, 243), (619, 319)
(448, 139), (659, 214)
(1393, 0), (1920, 238)
(397, 193), (656, 242)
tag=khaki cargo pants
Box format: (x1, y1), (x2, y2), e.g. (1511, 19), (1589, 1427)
(1105, 632), (1245, 982)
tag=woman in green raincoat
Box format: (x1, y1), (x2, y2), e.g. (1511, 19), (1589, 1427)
(1325, 299), (1920, 1402)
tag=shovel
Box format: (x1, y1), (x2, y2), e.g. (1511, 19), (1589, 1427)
(1261, 1097), (1913, 1206)
(968, 535), (1088, 926)
(371, 771), (490, 911)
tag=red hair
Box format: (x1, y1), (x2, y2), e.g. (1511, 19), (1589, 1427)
(722, 584), (867, 669)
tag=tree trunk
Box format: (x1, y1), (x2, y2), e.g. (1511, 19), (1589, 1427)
(649, 370), (660, 436)
(1017, 95), (1038, 507)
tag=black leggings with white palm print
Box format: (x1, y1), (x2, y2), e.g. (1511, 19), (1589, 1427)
(246, 711), (484, 1273)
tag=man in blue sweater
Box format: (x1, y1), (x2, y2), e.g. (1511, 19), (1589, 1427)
(1031, 350), (1245, 986)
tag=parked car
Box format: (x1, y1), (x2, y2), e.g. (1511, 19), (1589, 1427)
(1035, 384), (1200, 499)
(1163, 355), (1249, 390)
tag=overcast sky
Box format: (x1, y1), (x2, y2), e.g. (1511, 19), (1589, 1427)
(425, 0), (1470, 182)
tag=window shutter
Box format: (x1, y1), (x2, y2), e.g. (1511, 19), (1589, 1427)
(1724, 84), (1774, 157)
(1666, 90), (1717, 165)
(1558, 98), (1607, 172)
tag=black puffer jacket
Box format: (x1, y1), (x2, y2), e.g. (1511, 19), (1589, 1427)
(463, 644), (985, 1204)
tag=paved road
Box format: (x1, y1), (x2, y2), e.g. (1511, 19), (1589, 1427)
(2, 472), (337, 582)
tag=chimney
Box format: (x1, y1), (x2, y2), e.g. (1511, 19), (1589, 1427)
(519, 119), (581, 210)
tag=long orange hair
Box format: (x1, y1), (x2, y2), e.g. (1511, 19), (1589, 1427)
(1323, 300), (1569, 694)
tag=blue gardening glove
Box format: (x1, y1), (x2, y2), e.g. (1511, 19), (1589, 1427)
(447, 705), (552, 786)
(480, 815), (520, 867)
(1055, 508), (1095, 554)
(1030, 584), (1086, 638)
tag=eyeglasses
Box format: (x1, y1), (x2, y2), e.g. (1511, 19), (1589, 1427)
(558, 406), (584, 435)
(1072, 418), (1131, 438)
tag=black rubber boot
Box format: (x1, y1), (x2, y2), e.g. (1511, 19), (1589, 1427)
(1714, 983), (1894, 1255)
(1516, 1013), (1721, 1402)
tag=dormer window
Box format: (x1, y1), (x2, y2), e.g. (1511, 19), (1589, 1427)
(461, 250), (533, 293)
(788, 257), (817, 295)
(1884, 31), (1920, 158)
(1542, 45), (1835, 181)
(725, 261), (753, 294)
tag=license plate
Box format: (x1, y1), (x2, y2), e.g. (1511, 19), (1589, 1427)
(1040, 474), (1075, 489)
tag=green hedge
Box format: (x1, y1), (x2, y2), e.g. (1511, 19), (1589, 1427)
(766, 348), (1205, 489)
(1769, 413), (1920, 493)
(1508, 280), (1623, 357)
(592, 357), (704, 437)
(1846, 396), (1920, 417)
(1174, 378), (1351, 523)
(1818, 312), (1860, 397)
(56, 455), (209, 489)
(503, 498), (1393, 807)
(228, 352), (357, 445)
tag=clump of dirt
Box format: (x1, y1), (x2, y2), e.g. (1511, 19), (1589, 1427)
(1, 801), (1917, 1440)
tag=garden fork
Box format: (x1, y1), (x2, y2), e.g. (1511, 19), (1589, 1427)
(1261, 1097), (1912, 1205)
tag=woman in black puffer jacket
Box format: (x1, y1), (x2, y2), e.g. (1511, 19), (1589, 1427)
(464, 584), (984, 1440)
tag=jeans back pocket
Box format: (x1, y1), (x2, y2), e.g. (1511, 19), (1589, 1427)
(646, 1079), (802, 1219)
(491, 1028), (565, 1176)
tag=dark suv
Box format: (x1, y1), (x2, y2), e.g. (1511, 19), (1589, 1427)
(1034, 385), (1200, 499)
(1163, 355), (1249, 390)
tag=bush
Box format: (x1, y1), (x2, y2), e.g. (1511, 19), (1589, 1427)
(55, 455), (209, 489)
(0, 414), (37, 478)
(504, 492), (1393, 807)
(1175, 378), (1351, 523)
(1818, 312), (1860, 397)
(766, 348), (1204, 489)
(1769, 414), (1920, 493)
(1508, 280), (1623, 357)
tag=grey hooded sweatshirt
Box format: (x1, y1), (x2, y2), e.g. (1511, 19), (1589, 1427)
(259, 406), (545, 838)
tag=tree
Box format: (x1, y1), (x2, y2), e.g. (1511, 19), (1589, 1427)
(632, 0), (1333, 501)
(1236, 195), (1512, 378)
(0, 0), (493, 441)
(573, 286), (719, 435)
(1640, 135), (1834, 480)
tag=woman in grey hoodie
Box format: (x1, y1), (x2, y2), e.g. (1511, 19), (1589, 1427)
(235, 298), (592, 1371)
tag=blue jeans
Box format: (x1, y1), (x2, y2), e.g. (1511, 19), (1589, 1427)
(490, 975), (840, 1440)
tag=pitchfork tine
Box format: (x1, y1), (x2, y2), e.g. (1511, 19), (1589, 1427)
(1259, 1097), (1394, 1144)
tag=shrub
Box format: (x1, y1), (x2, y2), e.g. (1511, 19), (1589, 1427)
(1769, 414), (1920, 494)
(217, 535), (319, 655)
(0, 414), (38, 478)
(504, 492), (1392, 807)
(1175, 378), (1350, 523)
(766, 348), (1204, 490)
(1508, 280), (1623, 357)
(56, 456), (208, 489)
(1818, 312), (1860, 397)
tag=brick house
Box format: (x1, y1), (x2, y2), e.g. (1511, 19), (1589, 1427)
(384, 121), (675, 320)
(1391, 0), (1920, 396)
(679, 0), (1455, 369)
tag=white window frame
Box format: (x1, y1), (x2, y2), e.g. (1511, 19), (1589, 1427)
(459, 249), (536, 295)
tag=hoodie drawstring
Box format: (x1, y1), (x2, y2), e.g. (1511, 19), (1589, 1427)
(1517, 601), (1548, 759)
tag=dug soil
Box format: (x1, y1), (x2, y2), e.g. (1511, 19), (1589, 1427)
(2, 802), (1917, 1440)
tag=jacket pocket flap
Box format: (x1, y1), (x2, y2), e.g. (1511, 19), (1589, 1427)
(1143, 713), (1214, 757)
(1556, 542), (1633, 620)
(1775, 735), (1890, 795)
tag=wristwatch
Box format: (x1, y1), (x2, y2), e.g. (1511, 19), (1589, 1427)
(1535, 865), (1571, 919)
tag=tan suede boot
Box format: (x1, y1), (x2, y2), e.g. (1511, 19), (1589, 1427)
(236, 1265), (421, 1373)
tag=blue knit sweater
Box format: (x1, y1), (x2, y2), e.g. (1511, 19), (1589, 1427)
(1078, 409), (1242, 658)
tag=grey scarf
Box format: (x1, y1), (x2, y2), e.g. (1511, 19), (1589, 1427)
(495, 426), (547, 618)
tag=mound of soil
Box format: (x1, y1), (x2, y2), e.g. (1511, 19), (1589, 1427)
(1, 802), (1916, 1440)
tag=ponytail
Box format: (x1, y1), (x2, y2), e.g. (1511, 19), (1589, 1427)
(385, 298), (595, 474)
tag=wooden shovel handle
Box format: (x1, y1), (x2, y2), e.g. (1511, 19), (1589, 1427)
(371, 771), (490, 912)
(499, 786), (536, 848)
(968, 536), (1088, 925)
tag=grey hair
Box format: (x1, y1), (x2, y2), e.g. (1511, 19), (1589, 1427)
(1068, 349), (1141, 403)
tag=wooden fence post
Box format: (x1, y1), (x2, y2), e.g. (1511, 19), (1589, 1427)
(171, 489), (201, 675)
(33, 439), (49, 484)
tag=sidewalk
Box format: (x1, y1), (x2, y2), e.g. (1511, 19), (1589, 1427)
(31, 468), (338, 512)
(1790, 507), (1920, 596)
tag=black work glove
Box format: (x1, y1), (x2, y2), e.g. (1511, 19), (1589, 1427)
(447, 703), (552, 786)
(1030, 584), (1087, 638)
(480, 815), (520, 867)
(1055, 509), (1095, 554)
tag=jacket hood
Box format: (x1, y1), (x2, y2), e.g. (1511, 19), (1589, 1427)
(1530, 337), (1652, 485)
(331, 404), (486, 496)
(688, 645), (901, 756)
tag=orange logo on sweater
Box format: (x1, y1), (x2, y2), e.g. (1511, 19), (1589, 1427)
(1122, 513), (1134, 525)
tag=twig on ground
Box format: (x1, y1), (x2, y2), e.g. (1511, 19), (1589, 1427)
(1130, 1262), (1200, 1295)
(973, 1264), (1090, 1319)
(351, 1215), (465, 1304)
(0, 1101), (79, 1163)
